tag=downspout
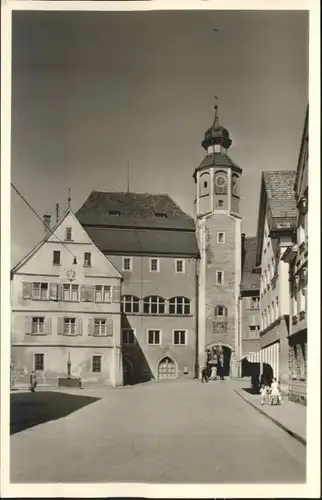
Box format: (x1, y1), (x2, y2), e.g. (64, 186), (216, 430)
(195, 256), (200, 379)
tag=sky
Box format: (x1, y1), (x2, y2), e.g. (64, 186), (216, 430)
(10, 9), (308, 266)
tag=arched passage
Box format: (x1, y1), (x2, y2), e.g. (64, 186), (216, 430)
(157, 356), (177, 380)
(207, 343), (234, 378)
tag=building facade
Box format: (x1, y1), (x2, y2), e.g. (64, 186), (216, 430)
(240, 234), (260, 377)
(77, 192), (199, 384)
(194, 102), (242, 377)
(11, 209), (123, 388)
(282, 106), (308, 405)
(255, 171), (297, 393)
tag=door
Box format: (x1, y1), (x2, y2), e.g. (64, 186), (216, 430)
(158, 357), (176, 379)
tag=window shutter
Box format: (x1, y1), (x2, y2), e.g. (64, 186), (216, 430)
(25, 316), (32, 334)
(57, 317), (64, 335)
(57, 284), (63, 301)
(106, 318), (114, 336)
(23, 282), (32, 299)
(49, 283), (58, 300)
(77, 318), (83, 336)
(44, 317), (52, 335)
(88, 318), (94, 336)
(112, 285), (121, 302)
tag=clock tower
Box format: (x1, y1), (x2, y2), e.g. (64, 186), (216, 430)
(194, 98), (242, 378)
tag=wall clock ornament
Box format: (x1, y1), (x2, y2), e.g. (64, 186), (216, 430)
(66, 269), (76, 282)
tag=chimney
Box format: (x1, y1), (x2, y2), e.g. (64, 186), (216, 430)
(43, 214), (51, 234)
(56, 203), (60, 223)
(241, 233), (246, 268)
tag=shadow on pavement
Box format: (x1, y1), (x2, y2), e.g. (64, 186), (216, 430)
(11, 391), (101, 435)
(241, 387), (259, 395)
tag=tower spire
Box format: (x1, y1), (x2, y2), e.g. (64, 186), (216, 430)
(213, 95), (219, 129)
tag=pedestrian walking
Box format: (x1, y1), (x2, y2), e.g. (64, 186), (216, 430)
(29, 370), (37, 392)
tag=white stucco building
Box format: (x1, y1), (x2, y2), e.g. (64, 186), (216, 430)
(11, 209), (123, 388)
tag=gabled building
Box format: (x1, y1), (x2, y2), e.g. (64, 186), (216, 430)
(11, 209), (123, 389)
(77, 192), (199, 384)
(282, 105), (308, 405)
(255, 171), (297, 393)
(240, 234), (260, 363)
(194, 101), (242, 377)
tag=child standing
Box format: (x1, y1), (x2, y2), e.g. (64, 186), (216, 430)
(260, 384), (271, 405)
(270, 377), (282, 405)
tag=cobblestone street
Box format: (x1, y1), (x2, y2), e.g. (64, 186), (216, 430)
(10, 380), (306, 483)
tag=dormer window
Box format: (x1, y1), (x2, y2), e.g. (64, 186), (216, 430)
(65, 227), (72, 241)
(109, 210), (120, 216)
(154, 212), (167, 219)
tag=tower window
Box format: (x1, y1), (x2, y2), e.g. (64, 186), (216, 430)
(217, 232), (225, 243)
(203, 181), (208, 188)
(216, 271), (224, 285)
(218, 200), (224, 208)
(200, 172), (210, 197)
(122, 257), (132, 271)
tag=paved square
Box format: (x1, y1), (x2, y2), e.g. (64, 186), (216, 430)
(11, 380), (306, 483)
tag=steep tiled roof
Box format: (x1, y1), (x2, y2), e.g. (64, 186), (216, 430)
(263, 171), (297, 229)
(194, 152), (242, 178)
(241, 237), (259, 292)
(76, 191), (195, 230)
(84, 226), (199, 257)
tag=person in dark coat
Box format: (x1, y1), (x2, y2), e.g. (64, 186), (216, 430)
(201, 367), (208, 383)
(30, 371), (37, 392)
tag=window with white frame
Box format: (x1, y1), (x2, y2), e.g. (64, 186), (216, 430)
(247, 297), (259, 310)
(147, 329), (161, 345)
(173, 330), (187, 345)
(94, 319), (107, 336)
(92, 355), (102, 373)
(32, 282), (48, 300)
(267, 305), (271, 324)
(122, 329), (135, 345)
(143, 296), (165, 314)
(32, 317), (45, 334)
(53, 250), (61, 266)
(217, 232), (225, 243)
(84, 252), (91, 267)
(65, 227), (73, 241)
(216, 271), (224, 285)
(271, 257), (275, 278)
(175, 259), (185, 274)
(122, 295), (140, 313)
(95, 285), (111, 303)
(149, 258), (160, 272)
(169, 297), (190, 315)
(64, 318), (76, 335)
(214, 305), (227, 317)
(63, 284), (79, 302)
(122, 257), (132, 271)
(248, 325), (260, 339)
(34, 353), (44, 371)
(267, 264), (271, 283)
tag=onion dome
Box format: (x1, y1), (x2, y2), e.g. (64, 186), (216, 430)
(202, 97), (232, 151)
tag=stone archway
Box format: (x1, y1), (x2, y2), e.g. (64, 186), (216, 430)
(207, 343), (236, 378)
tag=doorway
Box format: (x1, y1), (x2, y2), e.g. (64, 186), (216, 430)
(157, 357), (177, 379)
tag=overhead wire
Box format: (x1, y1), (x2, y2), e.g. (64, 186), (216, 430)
(11, 182), (78, 262)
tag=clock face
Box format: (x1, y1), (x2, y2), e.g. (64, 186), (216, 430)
(215, 174), (227, 187)
(66, 269), (76, 282)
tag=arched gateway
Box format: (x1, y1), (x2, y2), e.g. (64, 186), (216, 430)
(157, 357), (177, 380)
(206, 343), (235, 378)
